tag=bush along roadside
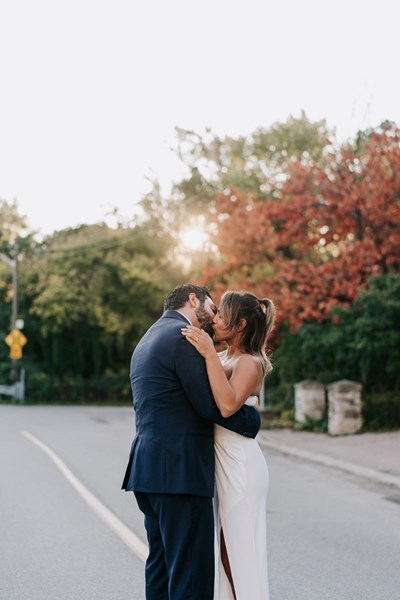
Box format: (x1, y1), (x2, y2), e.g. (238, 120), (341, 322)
(266, 274), (400, 431)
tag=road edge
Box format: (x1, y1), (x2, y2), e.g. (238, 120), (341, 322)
(258, 436), (400, 489)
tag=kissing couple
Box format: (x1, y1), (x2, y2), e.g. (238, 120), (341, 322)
(122, 283), (276, 600)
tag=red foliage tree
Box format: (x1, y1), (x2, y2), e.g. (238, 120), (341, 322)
(202, 128), (400, 329)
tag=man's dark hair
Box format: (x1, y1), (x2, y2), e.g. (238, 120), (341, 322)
(164, 284), (212, 310)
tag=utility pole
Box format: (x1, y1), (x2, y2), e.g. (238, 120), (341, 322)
(11, 247), (18, 332)
(0, 248), (18, 382)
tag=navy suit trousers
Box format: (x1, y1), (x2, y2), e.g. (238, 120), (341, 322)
(135, 492), (215, 600)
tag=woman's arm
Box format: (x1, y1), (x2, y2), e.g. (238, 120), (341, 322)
(181, 326), (262, 417)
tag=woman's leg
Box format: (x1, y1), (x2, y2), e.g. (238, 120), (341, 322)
(220, 527), (236, 600)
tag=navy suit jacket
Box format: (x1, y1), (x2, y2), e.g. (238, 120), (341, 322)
(122, 310), (260, 497)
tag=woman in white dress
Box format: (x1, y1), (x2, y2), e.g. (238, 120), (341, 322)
(182, 291), (276, 600)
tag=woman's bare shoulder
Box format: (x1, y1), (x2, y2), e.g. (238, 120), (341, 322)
(230, 353), (264, 395)
(232, 353), (263, 377)
(235, 352), (261, 367)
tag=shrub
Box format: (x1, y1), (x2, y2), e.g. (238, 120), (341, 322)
(271, 274), (400, 429)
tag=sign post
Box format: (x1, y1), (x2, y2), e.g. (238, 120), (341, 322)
(1, 247), (26, 399)
(0, 249), (20, 382)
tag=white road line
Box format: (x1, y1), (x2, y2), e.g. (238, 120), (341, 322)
(21, 430), (148, 562)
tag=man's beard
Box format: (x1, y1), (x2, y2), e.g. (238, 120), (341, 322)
(195, 304), (215, 338)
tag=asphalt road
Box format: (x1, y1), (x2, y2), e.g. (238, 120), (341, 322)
(0, 405), (399, 600)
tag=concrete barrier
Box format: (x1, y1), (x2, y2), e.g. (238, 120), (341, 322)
(294, 380), (326, 423)
(327, 379), (362, 435)
(0, 369), (25, 402)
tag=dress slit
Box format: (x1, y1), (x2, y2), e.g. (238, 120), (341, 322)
(220, 526), (236, 599)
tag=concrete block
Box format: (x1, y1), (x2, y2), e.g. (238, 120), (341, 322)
(295, 380), (326, 424)
(327, 380), (362, 435)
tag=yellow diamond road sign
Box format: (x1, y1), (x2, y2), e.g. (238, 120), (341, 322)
(5, 329), (27, 360)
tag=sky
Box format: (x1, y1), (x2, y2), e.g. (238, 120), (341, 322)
(0, 0), (399, 236)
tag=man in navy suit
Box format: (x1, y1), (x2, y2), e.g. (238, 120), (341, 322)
(122, 284), (260, 599)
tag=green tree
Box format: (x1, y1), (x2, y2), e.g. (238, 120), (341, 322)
(172, 111), (332, 216)
(0, 198), (31, 253)
(23, 217), (184, 402)
(0, 199), (37, 382)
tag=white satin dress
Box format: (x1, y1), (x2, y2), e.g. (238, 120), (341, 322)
(214, 396), (270, 600)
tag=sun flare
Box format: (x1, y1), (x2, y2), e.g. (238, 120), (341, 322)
(179, 226), (209, 252)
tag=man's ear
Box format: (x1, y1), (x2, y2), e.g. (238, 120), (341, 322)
(187, 293), (199, 308)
